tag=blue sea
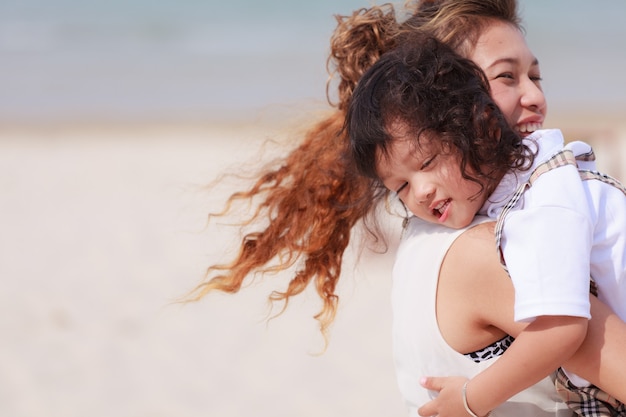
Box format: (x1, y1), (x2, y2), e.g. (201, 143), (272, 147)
(2, 0), (625, 124)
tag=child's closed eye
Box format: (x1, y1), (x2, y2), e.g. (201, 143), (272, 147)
(421, 155), (437, 170)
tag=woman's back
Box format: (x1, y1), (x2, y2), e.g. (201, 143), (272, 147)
(392, 216), (573, 416)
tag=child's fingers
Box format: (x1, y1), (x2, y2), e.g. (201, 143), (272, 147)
(420, 376), (443, 391)
(417, 399), (437, 417)
(417, 377), (442, 417)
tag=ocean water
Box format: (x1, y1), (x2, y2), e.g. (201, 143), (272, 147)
(1, 0), (625, 124)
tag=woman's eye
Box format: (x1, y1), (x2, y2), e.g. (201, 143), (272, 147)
(496, 72), (514, 80)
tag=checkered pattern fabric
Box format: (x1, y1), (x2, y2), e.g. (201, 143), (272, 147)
(494, 147), (626, 416)
(579, 169), (626, 194)
(555, 368), (626, 416)
(494, 148), (626, 269)
(494, 149), (578, 271)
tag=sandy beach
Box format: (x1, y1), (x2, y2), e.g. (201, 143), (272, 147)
(1, 112), (625, 417)
(0, 119), (406, 417)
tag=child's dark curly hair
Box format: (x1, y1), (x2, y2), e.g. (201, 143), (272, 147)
(347, 33), (535, 197)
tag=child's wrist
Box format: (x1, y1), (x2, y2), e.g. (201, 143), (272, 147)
(462, 381), (491, 417)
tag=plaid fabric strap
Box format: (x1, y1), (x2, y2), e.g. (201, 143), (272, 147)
(494, 148), (626, 270)
(579, 169), (626, 195)
(494, 149), (578, 270)
(493, 181), (528, 271)
(555, 367), (626, 416)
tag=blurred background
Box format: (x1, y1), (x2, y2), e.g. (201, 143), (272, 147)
(3, 0), (626, 128)
(1, 1), (625, 416)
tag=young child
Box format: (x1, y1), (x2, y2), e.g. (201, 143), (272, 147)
(346, 33), (626, 416)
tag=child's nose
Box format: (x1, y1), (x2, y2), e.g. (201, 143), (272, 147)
(413, 181), (435, 205)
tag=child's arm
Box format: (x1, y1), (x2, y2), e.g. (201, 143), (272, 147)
(417, 315), (587, 417)
(418, 298), (626, 415)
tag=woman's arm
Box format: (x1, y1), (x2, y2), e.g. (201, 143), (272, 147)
(564, 295), (626, 401)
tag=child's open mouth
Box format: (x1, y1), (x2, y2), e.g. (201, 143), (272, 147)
(432, 199), (451, 218)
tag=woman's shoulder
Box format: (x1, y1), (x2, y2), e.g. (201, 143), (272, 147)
(449, 219), (496, 254)
(439, 217), (527, 349)
(401, 216), (491, 244)
(442, 218), (507, 292)
(397, 216), (496, 280)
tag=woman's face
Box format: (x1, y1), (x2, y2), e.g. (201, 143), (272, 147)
(469, 21), (547, 137)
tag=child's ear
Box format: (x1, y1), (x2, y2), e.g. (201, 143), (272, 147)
(479, 105), (503, 143)
(492, 126), (503, 142)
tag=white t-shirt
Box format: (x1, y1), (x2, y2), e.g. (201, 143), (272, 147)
(480, 129), (626, 324)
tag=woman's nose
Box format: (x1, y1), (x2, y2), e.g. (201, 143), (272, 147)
(520, 78), (547, 113)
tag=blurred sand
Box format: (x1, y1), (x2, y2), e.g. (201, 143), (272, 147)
(1, 113), (625, 417)
(0, 119), (405, 417)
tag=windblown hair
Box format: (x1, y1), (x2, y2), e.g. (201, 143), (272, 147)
(347, 34), (533, 196)
(188, 112), (373, 336)
(189, 0), (524, 342)
(402, 0), (522, 58)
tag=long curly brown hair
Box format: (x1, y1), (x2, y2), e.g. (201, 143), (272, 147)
(188, 0), (522, 342)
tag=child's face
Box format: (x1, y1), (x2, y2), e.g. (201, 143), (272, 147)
(469, 21), (547, 137)
(376, 124), (487, 230)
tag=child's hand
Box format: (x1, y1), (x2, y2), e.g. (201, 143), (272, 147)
(417, 376), (471, 417)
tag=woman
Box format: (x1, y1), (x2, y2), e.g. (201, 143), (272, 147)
(346, 31), (626, 416)
(191, 0), (626, 415)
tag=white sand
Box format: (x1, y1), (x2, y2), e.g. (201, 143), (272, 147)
(0, 122), (406, 417)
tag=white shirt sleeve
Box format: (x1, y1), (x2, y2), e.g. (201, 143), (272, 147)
(501, 162), (593, 322)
